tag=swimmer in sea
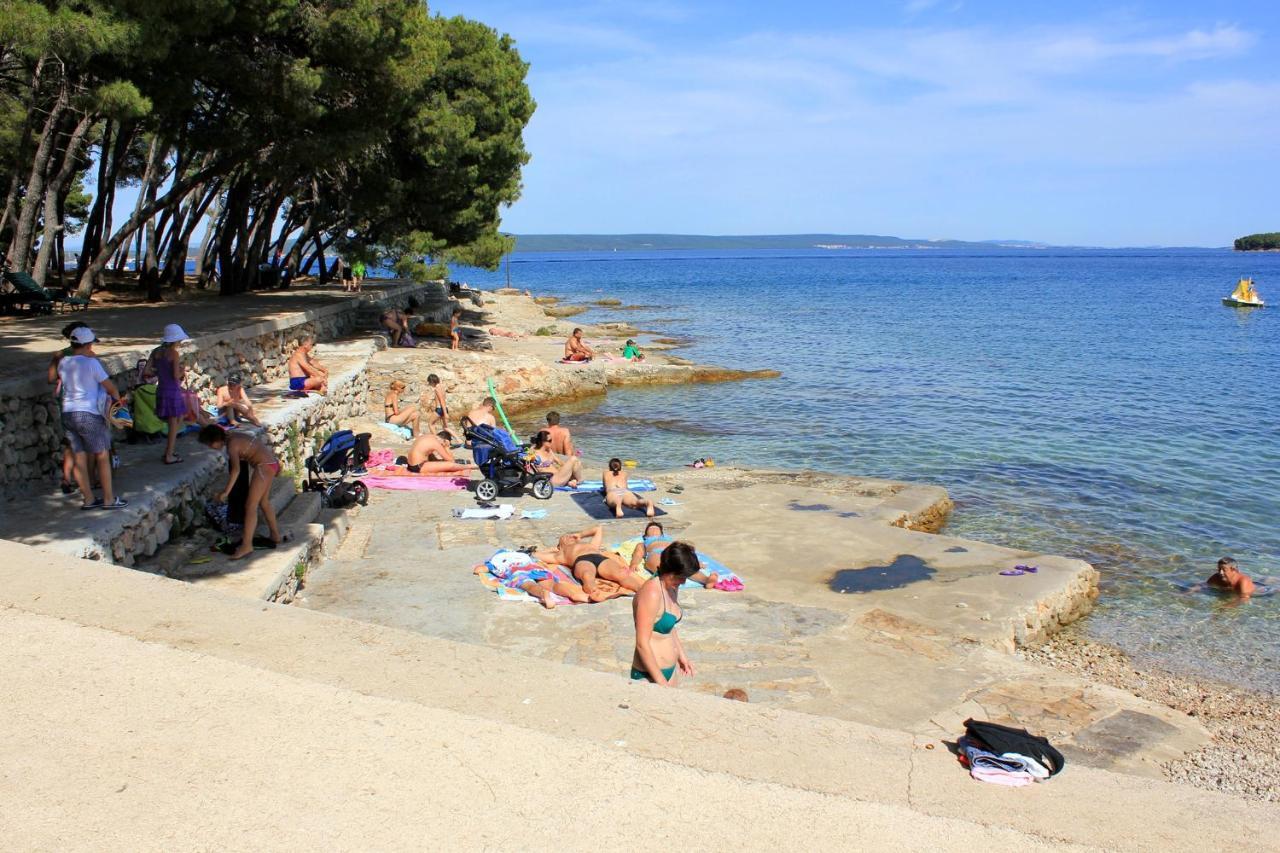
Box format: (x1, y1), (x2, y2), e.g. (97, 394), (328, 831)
(1205, 556), (1256, 599)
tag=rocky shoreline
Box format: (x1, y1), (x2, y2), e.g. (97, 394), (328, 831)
(386, 285), (1275, 805)
(1019, 627), (1280, 802)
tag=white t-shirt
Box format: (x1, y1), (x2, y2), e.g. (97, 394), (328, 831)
(58, 354), (109, 414)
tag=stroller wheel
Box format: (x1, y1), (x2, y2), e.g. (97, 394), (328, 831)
(351, 481), (369, 506)
(531, 477), (554, 500)
(476, 479), (500, 502)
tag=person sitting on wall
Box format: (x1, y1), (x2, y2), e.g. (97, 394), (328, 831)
(287, 336), (328, 395)
(215, 372), (260, 426)
(563, 328), (594, 362)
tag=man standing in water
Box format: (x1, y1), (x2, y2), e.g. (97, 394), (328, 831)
(1206, 557), (1256, 599)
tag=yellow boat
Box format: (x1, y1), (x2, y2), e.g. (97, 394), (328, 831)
(1223, 277), (1265, 308)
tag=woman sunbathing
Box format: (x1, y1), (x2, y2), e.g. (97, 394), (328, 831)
(629, 521), (720, 589)
(604, 457), (655, 518)
(536, 524), (645, 600)
(472, 561), (589, 610)
(529, 430), (583, 488)
(398, 431), (475, 474)
(384, 380), (421, 436)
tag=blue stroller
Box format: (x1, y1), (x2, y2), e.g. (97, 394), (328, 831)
(465, 423), (553, 502)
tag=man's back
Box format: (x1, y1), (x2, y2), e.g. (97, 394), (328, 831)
(547, 424), (573, 456)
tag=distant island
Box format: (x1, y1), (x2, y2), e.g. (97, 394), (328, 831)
(511, 233), (1051, 252)
(1234, 233), (1280, 251)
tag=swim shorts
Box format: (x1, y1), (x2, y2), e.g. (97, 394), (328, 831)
(289, 377), (306, 391)
(62, 411), (111, 454)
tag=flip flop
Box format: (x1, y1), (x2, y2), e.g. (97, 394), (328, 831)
(999, 569), (1026, 576)
(163, 455), (183, 465)
(1015, 564), (1039, 573)
(79, 499), (103, 511)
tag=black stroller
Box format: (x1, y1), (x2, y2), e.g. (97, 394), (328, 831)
(465, 423), (553, 502)
(303, 430), (371, 508)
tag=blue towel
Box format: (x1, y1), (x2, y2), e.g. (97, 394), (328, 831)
(556, 478), (657, 493)
(379, 421), (413, 441)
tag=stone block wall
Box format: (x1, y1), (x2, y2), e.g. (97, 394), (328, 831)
(0, 282), (434, 500)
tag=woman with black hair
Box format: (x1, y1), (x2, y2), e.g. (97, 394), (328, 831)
(631, 541), (699, 685)
(603, 457), (654, 518)
(529, 430), (583, 488)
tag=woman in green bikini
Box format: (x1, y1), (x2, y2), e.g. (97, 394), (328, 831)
(631, 541), (699, 685)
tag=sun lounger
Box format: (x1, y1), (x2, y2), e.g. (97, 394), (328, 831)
(3, 270), (90, 313)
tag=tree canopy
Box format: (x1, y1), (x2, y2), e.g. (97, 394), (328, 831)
(1234, 233), (1280, 251)
(0, 0), (534, 297)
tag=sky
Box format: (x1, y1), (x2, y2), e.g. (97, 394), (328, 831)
(429, 0), (1280, 246)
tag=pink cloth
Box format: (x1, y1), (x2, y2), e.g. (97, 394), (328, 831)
(367, 449), (397, 467)
(714, 577), (745, 592)
(969, 766), (1034, 787)
(361, 475), (469, 491)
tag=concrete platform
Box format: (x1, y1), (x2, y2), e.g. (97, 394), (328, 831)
(1, 540), (1275, 851)
(296, 463), (1208, 780)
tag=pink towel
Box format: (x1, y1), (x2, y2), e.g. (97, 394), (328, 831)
(362, 476), (469, 491)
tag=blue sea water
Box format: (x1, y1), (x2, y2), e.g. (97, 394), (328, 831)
(458, 248), (1280, 692)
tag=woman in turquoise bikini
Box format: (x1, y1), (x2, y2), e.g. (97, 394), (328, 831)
(631, 541), (699, 685)
(629, 521), (721, 589)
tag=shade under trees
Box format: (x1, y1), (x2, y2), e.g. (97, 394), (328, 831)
(0, 0), (534, 298)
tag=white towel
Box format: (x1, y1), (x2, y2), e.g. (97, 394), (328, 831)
(452, 504), (514, 520)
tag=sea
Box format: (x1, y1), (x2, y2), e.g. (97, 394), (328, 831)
(453, 247), (1280, 694)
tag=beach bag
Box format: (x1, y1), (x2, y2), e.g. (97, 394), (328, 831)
(963, 719), (1065, 777)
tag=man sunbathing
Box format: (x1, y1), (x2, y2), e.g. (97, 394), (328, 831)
(545, 410), (575, 458)
(465, 397), (498, 428)
(399, 431), (475, 475)
(536, 524), (645, 600)
(563, 328), (594, 362)
(287, 337), (328, 394)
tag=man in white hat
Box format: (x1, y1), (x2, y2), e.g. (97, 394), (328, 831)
(57, 327), (127, 510)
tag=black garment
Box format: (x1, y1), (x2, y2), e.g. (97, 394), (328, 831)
(575, 553), (611, 570)
(226, 457), (251, 525)
(963, 719), (1065, 776)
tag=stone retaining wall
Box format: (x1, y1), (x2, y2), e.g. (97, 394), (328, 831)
(0, 282), (434, 500)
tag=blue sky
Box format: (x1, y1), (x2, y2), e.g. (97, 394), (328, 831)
(430, 0), (1280, 246)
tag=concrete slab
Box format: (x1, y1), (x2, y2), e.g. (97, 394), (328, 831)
(2, 541), (1275, 851)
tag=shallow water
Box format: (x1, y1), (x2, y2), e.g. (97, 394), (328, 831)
(459, 248), (1280, 691)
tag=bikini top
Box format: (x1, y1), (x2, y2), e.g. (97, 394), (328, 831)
(653, 587), (682, 635)
(642, 535), (672, 554)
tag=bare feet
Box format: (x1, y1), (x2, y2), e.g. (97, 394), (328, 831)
(539, 591), (557, 610)
(645, 501), (655, 518)
(229, 544), (253, 560)
(614, 504), (624, 518)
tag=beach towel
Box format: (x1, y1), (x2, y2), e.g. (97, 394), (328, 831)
(362, 475), (468, 491)
(475, 549), (584, 604)
(378, 421), (413, 441)
(557, 478), (657, 493)
(610, 537), (746, 591)
(568, 491), (668, 520)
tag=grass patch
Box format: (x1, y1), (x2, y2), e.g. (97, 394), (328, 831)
(534, 326), (557, 336)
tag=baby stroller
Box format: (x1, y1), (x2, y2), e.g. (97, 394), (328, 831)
(465, 423), (553, 502)
(303, 429), (371, 509)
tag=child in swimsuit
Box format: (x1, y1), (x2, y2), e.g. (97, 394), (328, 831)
(199, 426), (284, 560)
(631, 541), (700, 685)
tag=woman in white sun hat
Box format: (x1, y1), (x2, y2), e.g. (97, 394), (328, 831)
(152, 323), (192, 464)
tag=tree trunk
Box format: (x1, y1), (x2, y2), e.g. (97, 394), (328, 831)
(74, 159), (228, 298)
(0, 56), (45, 246)
(8, 83), (68, 270)
(193, 193), (223, 282)
(33, 112), (94, 286)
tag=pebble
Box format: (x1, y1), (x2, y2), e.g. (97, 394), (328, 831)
(1020, 628), (1280, 803)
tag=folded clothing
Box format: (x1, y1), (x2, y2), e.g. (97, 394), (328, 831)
(367, 448), (398, 468)
(453, 504), (514, 519)
(557, 478), (657, 493)
(964, 718), (1064, 777)
(958, 736), (1044, 786)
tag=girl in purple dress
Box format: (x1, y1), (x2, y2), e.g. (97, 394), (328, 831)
(152, 323), (190, 464)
